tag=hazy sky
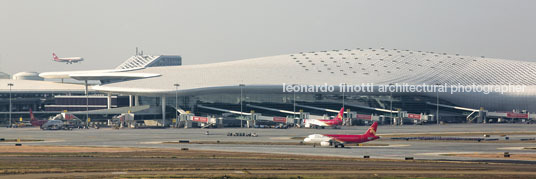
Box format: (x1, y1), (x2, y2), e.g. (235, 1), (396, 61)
(1, 0), (535, 74)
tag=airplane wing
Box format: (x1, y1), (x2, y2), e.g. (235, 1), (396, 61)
(330, 138), (346, 144)
(324, 135), (346, 144)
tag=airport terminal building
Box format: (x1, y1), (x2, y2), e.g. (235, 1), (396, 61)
(1, 48), (535, 126)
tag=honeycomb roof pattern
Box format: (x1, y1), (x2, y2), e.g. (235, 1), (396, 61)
(291, 48), (536, 85)
(95, 48), (536, 95)
(115, 55), (160, 70)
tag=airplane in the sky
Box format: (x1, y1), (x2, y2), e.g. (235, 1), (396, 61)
(303, 107), (344, 129)
(52, 53), (84, 64)
(303, 121), (379, 148)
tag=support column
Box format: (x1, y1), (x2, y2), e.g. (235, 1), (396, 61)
(218, 117), (223, 128)
(85, 80), (89, 126)
(184, 119), (192, 128)
(161, 96), (166, 127)
(107, 92), (112, 109)
(129, 95), (133, 107)
(134, 96), (139, 106)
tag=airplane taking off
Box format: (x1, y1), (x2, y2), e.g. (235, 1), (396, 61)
(52, 53), (84, 64)
(303, 122), (379, 148)
(303, 107), (344, 129)
(29, 108), (48, 127)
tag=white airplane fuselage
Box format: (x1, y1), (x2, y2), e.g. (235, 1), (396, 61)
(53, 53), (84, 64)
(56, 57), (83, 64)
(303, 134), (332, 143)
(304, 119), (333, 127)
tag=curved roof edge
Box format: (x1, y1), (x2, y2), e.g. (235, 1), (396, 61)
(39, 67), (149, 80)
(69, 72), (161, 80)
(92, 85), (287, 96)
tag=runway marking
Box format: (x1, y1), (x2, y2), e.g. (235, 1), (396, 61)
(0, 139), (64, 143)
(356, 144), (410, 148)
(380, 131), (536, 137)
(497, 146), (536, 150)
(111, 172), (128, 174)
(416, 152), (477, 156)
(139, 141), (164, 144)
(269, 137), (293, 140)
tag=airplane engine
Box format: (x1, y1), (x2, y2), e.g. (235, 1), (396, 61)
(320, 141), (331, 147)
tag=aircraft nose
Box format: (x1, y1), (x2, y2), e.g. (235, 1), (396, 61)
(303, 138), (311, 142)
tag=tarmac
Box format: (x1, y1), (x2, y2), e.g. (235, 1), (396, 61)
(1, 123), (535, 162)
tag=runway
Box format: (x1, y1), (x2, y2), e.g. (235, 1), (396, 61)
(1, 124), (535, 162)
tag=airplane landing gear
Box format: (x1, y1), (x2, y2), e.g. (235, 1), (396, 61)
(333, 143), (345, 148)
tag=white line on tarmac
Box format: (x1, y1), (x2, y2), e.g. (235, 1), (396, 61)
(497, 146), (536, 150)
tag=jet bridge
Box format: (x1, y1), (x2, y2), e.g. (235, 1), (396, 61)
(427, 102), (535, 123)
(294, 104), (344, 114)
(197, 104), (253, 116)
(246, 104), (299, 115)
(342, 103), (400, 114)
(246, 104), (299, 124)
(425, 102), (483, 123)
(197, 104), (291, 127)
(169, 105), (188, 128)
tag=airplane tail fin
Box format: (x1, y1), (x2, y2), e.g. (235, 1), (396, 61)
(334, 107), (344, 121)
(63, 113), (80, 120)
(52, 53), (59, 61)
(30, 108), (36, 121)
(364, 122), (378, 136)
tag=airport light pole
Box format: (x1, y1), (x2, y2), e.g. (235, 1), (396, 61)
(341, 83), (346, 110)
(85, 80), (89, 128)
(436, 83), (440, 125)
(8, 83), (13, 128)
(174, 83), (180, 127)
(341, 83), (346, 125)
(292, 84), (297, 120)
(389, 83), (393, 125)
(239, 84), (245, 128)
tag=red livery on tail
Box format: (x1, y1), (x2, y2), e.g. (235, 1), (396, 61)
(29, 109), (48, 127)
(303, 107), (344, 128)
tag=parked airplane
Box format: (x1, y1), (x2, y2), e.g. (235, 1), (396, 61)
(303, 107), (344, 128)
(303, 121), (379, 148)
(41, 112), (84, 130)
(40, 120), (66, 130)
(52, 53), (84, 64)
(29, 108), (48, 127)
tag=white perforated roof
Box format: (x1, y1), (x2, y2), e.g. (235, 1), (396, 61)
(93, 48), (536, 95)
(115, 55), (160, 70)
(0, 79), (85, 92)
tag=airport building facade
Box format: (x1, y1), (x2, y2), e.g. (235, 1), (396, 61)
(0, 49), (534, 126)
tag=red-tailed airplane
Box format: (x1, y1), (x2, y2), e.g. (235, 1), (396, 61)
(29, 108), (48, 127)
(53, 53), (84, 64)
(303, 121), (379, 148)
(303, 107), (344, 128)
